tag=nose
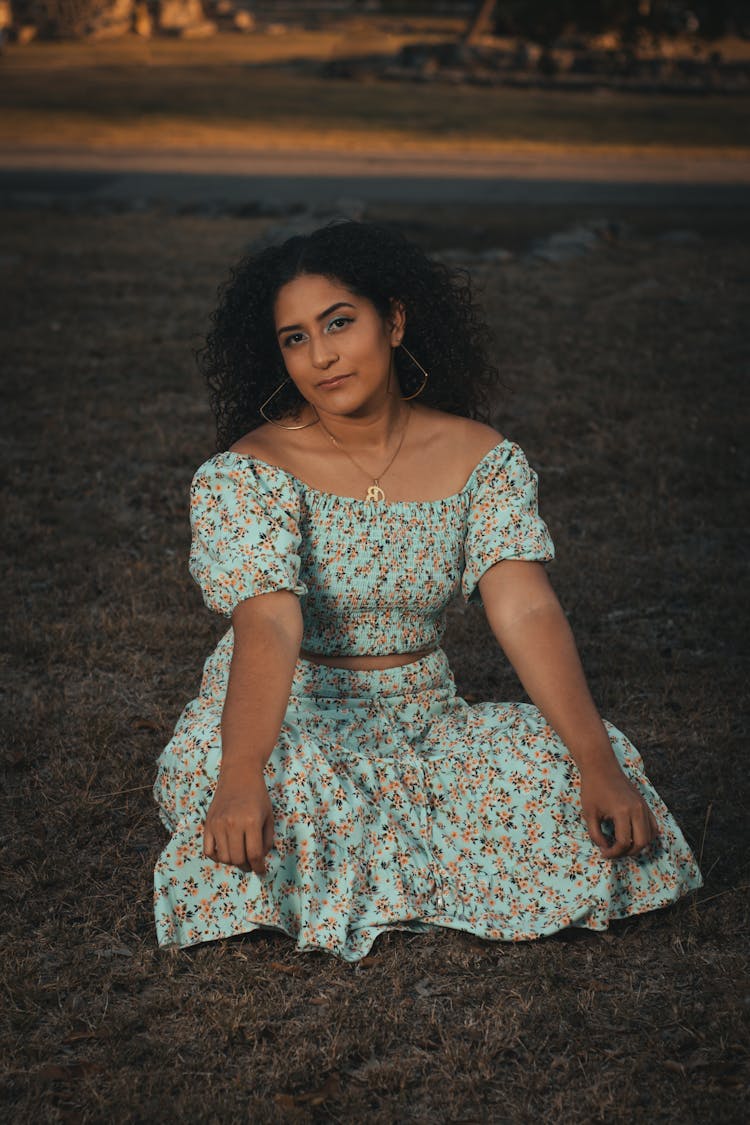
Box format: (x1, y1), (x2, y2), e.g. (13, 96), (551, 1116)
(309, 333), (339, 370)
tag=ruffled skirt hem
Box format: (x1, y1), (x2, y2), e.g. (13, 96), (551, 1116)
(153, 642), (704, 962)
(154, 878), (703, 963)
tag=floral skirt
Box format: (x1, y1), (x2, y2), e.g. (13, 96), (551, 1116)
(153, 633), (703, 961)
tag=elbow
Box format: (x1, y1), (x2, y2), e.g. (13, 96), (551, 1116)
(479, 561), (560, 631)
(487, 597), (556, 637)
(231, 590), (304, 653)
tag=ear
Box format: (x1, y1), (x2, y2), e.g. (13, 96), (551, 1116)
(387, 298), (406, 345)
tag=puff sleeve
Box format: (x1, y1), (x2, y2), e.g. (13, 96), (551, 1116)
(461, 442), (555, 607)
(188, 455), (308, 618)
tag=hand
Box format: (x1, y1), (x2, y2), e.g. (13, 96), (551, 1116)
(203, 771), (275, 877)
(580, 765), (659, 859)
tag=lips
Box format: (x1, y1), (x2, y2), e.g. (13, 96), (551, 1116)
(318, 373), (354, 388)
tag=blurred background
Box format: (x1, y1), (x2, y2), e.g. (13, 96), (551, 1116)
(2, 4), (748, 1123)
(1, 0), (749, 213)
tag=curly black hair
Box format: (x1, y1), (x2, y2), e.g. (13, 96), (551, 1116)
(197, 219), (503, 450)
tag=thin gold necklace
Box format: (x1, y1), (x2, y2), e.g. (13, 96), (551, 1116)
(316, 406), (412, 502)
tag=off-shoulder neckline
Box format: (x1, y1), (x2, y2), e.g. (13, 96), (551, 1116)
(215, 438), (515, 508)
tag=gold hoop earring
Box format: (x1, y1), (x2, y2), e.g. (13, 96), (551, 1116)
(399, 344), (429, 401)
(259, 377), (319, 430)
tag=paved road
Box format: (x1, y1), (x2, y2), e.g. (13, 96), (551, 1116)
(2, 144), (749, 207)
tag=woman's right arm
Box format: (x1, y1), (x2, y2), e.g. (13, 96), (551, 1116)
(203, 590), (303, 876)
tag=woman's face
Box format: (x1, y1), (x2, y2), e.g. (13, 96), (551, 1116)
(273, 273), (404, 416)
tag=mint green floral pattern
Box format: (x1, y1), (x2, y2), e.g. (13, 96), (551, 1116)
(154, 441), (703, 959)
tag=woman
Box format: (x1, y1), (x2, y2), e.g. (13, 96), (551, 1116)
(153, 220), (702, 960)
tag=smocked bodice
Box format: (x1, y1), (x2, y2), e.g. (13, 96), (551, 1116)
(187, 440), (554, 656)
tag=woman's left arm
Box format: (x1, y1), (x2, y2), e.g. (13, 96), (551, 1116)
(478, 559), (659, 860)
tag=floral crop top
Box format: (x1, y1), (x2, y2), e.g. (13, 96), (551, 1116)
(188, 439), (555, 656)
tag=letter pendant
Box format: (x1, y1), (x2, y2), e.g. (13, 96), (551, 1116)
(366, 483), (385, 502)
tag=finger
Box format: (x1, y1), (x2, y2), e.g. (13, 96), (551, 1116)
(635, 807), (660, 856)
(625, 806), (652, 857)
(604, 812), (633, 859)
(203, 825), (216, 859)
(244, 831), (267, 877)
(262, 814), (275, 856)
(227, 827), (248, 869)
(585, 813), (609, 850)
(204, 828), (224, 863)
(213, 830), (231, 866)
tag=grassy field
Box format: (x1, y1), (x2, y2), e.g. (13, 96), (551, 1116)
(2, 35), (749, 153)
(1, 202), (748, 1121)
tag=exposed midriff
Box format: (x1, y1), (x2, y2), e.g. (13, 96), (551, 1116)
(298, 643), (438, 670)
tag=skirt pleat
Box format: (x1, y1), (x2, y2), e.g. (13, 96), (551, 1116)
(153, 635), (703, 961)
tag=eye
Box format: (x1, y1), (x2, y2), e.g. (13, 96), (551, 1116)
(282, 331), (305, 347)
(327, 316), (353, 332)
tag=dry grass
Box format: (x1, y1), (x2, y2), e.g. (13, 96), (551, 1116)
(2, 37), (749, 154)
(1, 202), (748, 1122)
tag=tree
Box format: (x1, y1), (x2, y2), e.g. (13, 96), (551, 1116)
(463, 0), (497, 45)
(488, 1), (747, 44)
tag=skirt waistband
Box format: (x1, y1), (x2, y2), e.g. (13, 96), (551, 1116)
(290, 646), (453, 699)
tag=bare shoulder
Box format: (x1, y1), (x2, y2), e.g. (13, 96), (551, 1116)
(417, 407), (504, 465)
(229, 423), (288, 460)
(462, 417), (506, 458)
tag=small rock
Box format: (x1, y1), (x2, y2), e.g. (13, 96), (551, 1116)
(159, 0), (203, 31)
(528, 223), (607, 262)
(85, 0), (134, 40)
(16, 25), (38, 45)
(512, 41), (542, 69)
(233, 9), (254, 32)
(99, 945), (133, 958)
(86, 17), (133, 41)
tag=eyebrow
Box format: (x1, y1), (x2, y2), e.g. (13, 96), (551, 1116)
(276, 301), (356, 336)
